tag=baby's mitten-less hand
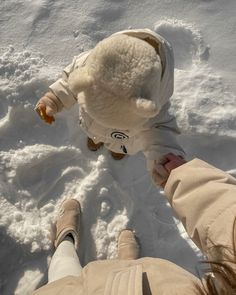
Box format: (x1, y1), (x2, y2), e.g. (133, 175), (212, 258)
(35, 91), (63, 124)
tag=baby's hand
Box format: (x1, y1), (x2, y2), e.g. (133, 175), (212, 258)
(35, 92), (60, 124)
(35, 103), (55, 124)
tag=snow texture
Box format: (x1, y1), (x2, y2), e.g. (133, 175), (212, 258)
(0, 0), (236, 294)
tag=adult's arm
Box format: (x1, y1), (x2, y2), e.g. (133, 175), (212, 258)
(164, 158), (236, 261)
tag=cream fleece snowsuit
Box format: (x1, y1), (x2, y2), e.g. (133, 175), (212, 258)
(33, 158), (236, 294)
(48, 29), (185, 170)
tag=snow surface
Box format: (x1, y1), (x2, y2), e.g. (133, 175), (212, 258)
(0, 0), (236, 294)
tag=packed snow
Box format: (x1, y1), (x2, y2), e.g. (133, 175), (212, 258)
(0, 0), (236, 294)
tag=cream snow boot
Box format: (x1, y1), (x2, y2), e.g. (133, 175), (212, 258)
(54, 199), (81, 250)
(118, 229), (140, 260)
(87, 137), (104, 151)
(110, 151), (126, 160)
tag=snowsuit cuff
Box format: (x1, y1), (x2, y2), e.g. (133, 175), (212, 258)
(49, 78), (77, 109)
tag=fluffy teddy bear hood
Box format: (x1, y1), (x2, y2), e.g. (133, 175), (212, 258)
(68, 29), (174, 130)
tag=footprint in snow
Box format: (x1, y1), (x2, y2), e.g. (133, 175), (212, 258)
(154, 19), (210, 69)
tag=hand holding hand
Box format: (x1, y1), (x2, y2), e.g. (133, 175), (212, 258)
(152, 153), (186, 188)
(163, 153), (186, 173)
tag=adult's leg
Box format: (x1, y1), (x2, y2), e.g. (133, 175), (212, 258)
(48, 236), (82, 283)
(48, 199), (81, 283)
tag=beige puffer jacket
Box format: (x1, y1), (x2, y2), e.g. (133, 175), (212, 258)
(49, 29), (185, 170)
(33, 158), (236, 294)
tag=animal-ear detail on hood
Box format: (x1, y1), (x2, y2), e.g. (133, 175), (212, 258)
(131, 97), (159, 118)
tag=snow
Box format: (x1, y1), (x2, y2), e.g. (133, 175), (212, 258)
(0, 0), (236, 294)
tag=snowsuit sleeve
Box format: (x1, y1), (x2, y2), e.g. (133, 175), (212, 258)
(141, 102), (185, 171)
(164, 158), (236, 261)
(49, 51), (90, 109)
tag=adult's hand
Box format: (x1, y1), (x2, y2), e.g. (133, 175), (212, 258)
(163, 153), (186, 173)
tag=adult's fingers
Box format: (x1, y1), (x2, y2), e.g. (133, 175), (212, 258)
(152, 164), (169, 186)
(164, 156), (186, 173)
(154, 163), (169, 178)
(164, 153), (180, 162)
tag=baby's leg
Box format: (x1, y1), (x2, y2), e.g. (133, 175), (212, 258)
(87, 137), (126, 160)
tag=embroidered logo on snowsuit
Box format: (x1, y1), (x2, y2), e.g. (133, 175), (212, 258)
(111, 132), (129, 140)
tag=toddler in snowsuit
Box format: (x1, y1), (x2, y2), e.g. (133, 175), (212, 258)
(35, 29), (185, 186)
